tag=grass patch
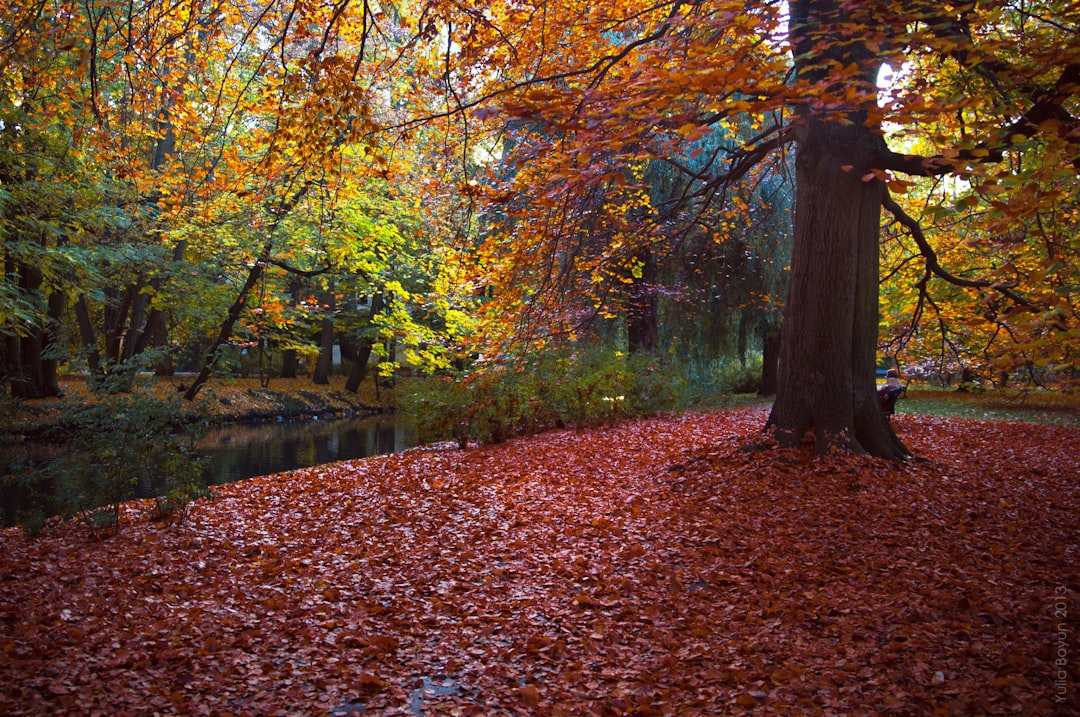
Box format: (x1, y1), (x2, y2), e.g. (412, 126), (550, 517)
(898, 386), (1080, 427)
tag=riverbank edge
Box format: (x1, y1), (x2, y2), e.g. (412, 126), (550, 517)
(1, 375), (399, 443)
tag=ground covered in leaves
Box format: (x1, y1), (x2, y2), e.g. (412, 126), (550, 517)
(1, 408), (1077, 716)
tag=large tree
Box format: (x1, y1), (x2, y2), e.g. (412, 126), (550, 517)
(414, 0), (1079, 459)
(768, 0), (1079, 457)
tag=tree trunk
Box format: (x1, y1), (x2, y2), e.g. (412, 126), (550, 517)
(626, 249), (658, 353)
(4, 260), (62, 399)
(150, 316), (174, 376)
(759, 321), (780, 396)
(133, 239), (188, 376)
(280, 349), (299, 379)
(344, 341), (374, 393)
(344, 292), (385, 393)
(74, 295), (102, 374)
(312, 287), (336, 385)
(42, 288), (65, 396)
(766, 0), (909, 459)
(312, 317), (335, 385)
(279, 275), (304, 378)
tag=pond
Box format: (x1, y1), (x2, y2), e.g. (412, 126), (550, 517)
(1, 413), (415, 527)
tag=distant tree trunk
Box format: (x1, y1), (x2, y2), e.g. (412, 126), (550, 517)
(103, 284), (136, 365)
(736, 310), (750, 367)
(767, 0), (909, 459)
(279, 276), (304, 378)
(132, 239), (187, 376)
(312, 318), (335, 385)
(627, 249), (658, 353)
(344, 342), (373, 393)
(124, 290), (149, 362)
(149, 317), (174, 376)
(344, 292), (385, 393)
(280, 349), (299, 379)
(5, 260), (63, 398)
(312, 288), (336, 385)
(338, 336), (358, 364)
(759, 321), (780, 396)
(43, 289), (65, 394)
(74, 295), (102, 374)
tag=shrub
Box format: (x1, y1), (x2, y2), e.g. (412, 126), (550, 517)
(13, 362), (210, 536)
(400, 346), (752, 446)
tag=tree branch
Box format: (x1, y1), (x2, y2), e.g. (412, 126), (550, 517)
(658, 125), (794, 218)
(874, 63), (1080, 176)
(265, 258), (333, 277)
(881, 192), (1039, 313)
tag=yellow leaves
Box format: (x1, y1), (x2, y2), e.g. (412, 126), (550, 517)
(975, 181), (1007, 196)
(676, 123), (712, 141)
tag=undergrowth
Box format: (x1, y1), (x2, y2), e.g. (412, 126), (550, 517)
(400, 347), (765, 446)
(8, 362), (211, 536)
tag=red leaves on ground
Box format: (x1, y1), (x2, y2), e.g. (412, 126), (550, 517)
(1, 408), (1077, 715)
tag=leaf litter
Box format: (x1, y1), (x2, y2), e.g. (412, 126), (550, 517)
(1, 407), (1077, 715)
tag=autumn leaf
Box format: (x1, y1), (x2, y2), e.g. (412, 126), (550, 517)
(518, 684), (541, 706)
(1, 407), (1077, 714)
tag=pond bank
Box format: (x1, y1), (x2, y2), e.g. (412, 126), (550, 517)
(1, 375), (401, 441)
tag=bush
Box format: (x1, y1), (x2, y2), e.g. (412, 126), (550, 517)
(12, 363), (211, 536)
(400, 346), (760, 446)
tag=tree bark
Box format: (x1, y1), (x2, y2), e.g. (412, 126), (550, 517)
(766, 0), (909, 459)
(280, 349), (299, 379)
(344, 292), (385, 393)
(312, 317), (335, 385)
(278, 275), (304, 378)
(4, 259), (63, 399)
(312, 285), (336, 385)
(759, 320), (780, 396)
(42, 288), (65, 396)
(74, 295), (102, 374)
(133, 239), (188, 375)
(626, 249), (658, 353)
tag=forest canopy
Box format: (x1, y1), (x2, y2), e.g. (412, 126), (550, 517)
(1, 0), (1077, 455)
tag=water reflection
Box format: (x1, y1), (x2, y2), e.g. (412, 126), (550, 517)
(197, 414), (413, 485)
(1, 414), (414, 526)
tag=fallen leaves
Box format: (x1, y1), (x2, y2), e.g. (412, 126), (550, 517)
(0, 407), (1077, 715)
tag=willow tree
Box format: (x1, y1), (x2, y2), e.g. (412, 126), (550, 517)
(410, 0), (1079, 459)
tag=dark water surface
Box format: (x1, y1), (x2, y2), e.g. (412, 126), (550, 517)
(197, 414), (413, 486)
(1, 414), (414, 527)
